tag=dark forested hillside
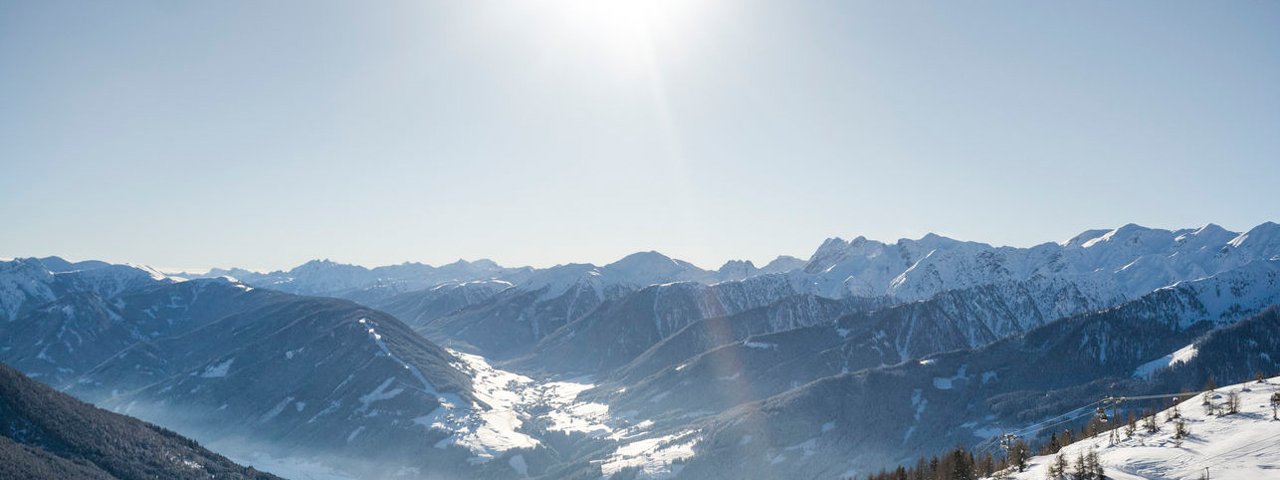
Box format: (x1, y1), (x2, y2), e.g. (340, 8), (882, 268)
(0, 363), (280, 480)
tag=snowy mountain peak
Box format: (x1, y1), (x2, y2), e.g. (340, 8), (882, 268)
(808, 236), (851, 261)
(122, 263), (173, 282)
(205, 266), (264, 278)
(1079, 223), (1162, 249)
(3, 257), (53, 276)
(717, 259), (756, 275)
(438, 258), (496, 269)
(603, 251), (700, 279)
(291, 258), (354, 272)
(466, 258), (501, 269)
(917, 232), (956, 243)
(1195, 222), (1227, 235)
(804, 236), (892, 275)
(1174, 223), (1237, 245)
(760, 255), (806, 274)
(608, 250), (679, 267)
(1229, 221), (1280, 250)
(1062, 229), (1112, 247)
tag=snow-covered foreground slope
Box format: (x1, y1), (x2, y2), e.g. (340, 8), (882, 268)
(1000, 376), (1280, 480)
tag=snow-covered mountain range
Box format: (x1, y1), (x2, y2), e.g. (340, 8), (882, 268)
(3, 221), (1280, 479)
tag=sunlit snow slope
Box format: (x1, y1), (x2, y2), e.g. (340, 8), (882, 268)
(998, 376), (1280, 480)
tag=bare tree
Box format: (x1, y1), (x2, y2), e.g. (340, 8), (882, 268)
(1202, 392), (1217, 416)
(1143, 410), (1159, 433)
(1226, 390), (1241, 415)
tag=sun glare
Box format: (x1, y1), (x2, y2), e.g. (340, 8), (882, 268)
(545, 0), (700, 67)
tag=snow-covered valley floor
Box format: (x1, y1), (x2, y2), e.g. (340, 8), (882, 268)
(443, 350), (698, 478)
(218, 348), (697, 479)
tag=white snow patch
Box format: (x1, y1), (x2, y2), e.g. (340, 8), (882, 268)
(1133, 343), (1199, 379)
(599, 430), (699, 479)
(982, 371), (998, 384)
(260, 396), (294, 423)
(905, 389), (927, 442)
(608, 419), (656, 441)
(785, 438), (818, 457)
(346, 426), (365, 443)
(932, 365), (969, 390)
(358, 378), (404, 412)
(416, 350), (615, 464)
(200, 358), (234, 378)
(508, 454), (529, 477)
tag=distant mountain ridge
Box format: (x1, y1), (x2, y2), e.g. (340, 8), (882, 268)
(799, 222), (1280, 300)
(177, 251), (809, 304)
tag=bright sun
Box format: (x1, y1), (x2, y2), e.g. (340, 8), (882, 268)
(544, 0), (702, 67)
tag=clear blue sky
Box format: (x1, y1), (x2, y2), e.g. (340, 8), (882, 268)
(1, 1), (1277, 271)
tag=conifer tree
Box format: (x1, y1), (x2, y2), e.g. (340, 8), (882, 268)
(1174, 419), (1190, 441)
(1086, 447), (1104, 480)
(951, 448), (974, 480)
(1045, 452), (1068, 480)
(978, 451), (995, 478)
(1047, 432), (1060, 454)
(1072, 451), (1088, 480)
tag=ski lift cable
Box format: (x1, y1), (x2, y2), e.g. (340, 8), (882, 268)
(1007, 408), (1099, 439)
(982, 387), (1216, 449)
(976, 409), (1097, 454)
(1000, 403), (1102, 438)
(976, 408), (1098, 454)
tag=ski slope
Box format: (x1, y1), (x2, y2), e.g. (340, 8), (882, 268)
(1001, 376), (1280, 480)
